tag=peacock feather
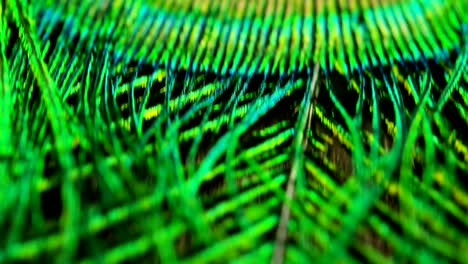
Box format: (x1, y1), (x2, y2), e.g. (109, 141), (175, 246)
(1, 0), (467, 263)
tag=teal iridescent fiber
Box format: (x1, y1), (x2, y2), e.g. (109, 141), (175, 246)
(1, 0), (467, 263)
